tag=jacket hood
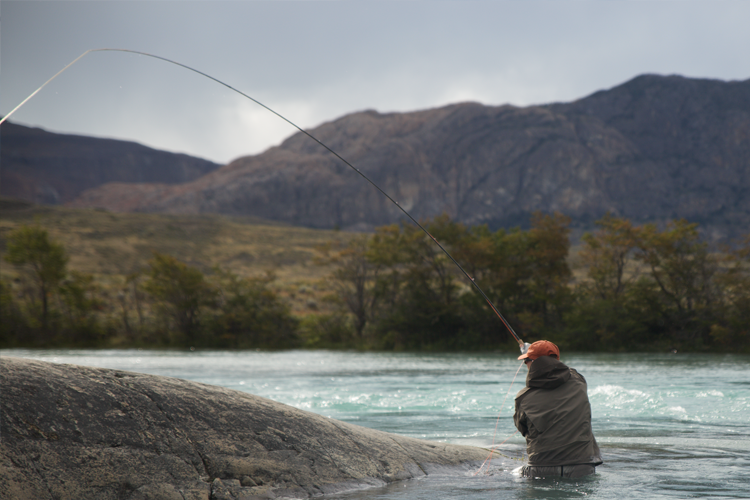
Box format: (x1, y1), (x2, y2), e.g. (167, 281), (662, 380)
(526, 356), (571, 389)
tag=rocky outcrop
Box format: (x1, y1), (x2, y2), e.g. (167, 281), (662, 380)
(0, 357), (489, 500)
(67, 74), (750, 240)
(0, 122), (220, 205)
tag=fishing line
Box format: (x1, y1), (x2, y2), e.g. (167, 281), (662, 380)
(473, 360), (525, 476)
(1, 48), (525, 347)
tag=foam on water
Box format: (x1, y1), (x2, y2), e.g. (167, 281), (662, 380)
(4, 349), (749, 499)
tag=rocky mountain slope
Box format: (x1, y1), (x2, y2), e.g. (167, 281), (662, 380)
(15, 74), (750, 240)
(0, 122), (220, 205)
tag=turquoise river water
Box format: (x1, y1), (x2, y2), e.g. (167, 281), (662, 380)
(3, 349), (749, 499)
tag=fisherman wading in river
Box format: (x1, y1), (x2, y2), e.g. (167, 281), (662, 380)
(514, 340), (603, 478)
(6, 52), (606, 484)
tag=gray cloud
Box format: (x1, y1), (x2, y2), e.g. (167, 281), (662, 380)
(2, 1), (749, 163)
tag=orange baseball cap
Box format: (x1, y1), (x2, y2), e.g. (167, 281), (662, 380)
(518, 340), (560, 360)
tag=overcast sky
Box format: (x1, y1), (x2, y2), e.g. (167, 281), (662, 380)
(2, 1), (749, 164)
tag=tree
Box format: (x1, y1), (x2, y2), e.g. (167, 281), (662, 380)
(637, 220), (715, 311)
(462, 212), (572, 341)
(210, 269), (298, 349)
(142, 253), (217, 343)
(709, 236), (750, 349)
(579, 214), (641, 301)
(319, 213), (575, 350)
(58, 271), (105, 344)
(566, 214), (646, 350)
(4, 225), (68, 330)
(366, 215), (469, 349)
(316, 235), (380, 340)
(634, 219), (718, 345)
(571, 216), (723, 350)
(526, 212), (573, 327)
(0, 279), (28, 346)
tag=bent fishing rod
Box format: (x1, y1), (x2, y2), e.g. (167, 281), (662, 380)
(2, 48), (529, 352)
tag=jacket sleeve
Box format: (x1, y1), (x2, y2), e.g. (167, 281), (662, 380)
(514, 400), (529, 437)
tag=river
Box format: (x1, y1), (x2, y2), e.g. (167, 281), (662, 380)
(3, 349), (749, 499)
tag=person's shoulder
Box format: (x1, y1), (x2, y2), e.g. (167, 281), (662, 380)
(568, 367), (587, 385)
(515, 386), (533, 400)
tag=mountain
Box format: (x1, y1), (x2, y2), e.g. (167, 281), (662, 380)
(0, 122), (221, 205)
(33, 75), (750, 240)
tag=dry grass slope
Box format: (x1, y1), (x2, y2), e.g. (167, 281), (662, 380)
(0, 198), (358, 314)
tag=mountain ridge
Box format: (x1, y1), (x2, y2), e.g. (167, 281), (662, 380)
(6, 73), (750, 240)
(0, 122), (221, 205)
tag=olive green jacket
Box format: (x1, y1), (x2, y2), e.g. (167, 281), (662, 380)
(514, 356), (603, 467)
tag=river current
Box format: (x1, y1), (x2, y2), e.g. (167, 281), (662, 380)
(4, 349), (749, 499)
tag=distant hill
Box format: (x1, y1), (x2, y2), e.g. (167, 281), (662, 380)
(0, 122), (220, 205)
(15, 74), (750, 241)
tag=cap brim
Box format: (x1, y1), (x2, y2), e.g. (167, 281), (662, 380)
(517, 353), (530, 360)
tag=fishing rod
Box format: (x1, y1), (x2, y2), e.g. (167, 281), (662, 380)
(2, 48), (529, 352)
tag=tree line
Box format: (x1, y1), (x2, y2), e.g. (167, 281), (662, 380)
(312, 213), (750, 352)
(1, 213), (749, 352)
(0, 225), (297, 349)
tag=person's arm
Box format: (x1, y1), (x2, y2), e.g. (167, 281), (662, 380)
(514, 400), (529, 437)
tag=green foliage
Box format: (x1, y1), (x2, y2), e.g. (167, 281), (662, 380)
(57, 271), (108, 345)
(0, 230), (303, 349)
(315, 235), (380, 339)
(207, 269), (299, 349)
(566, 215), (652, 350)
(4, 224), (68, 328)
(452, 212), (573, 343)
(567, 216), (746, 351)
(1, 225), (112, 346)
(365, 215), (469, 350)
(709, 236), (750, 348)
(0, 279), (29, 345)
(316, 213), (574, 351)
(298, 312), (354, 349)
(320, 213), (750, 353)
(579, 213), (640, 300)
(635, 220), (718, 344)
(562, 288), (652, 351)
(2, 211), (749, 352)
(142, 252), (218, 343)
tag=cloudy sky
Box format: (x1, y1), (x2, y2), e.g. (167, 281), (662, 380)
(2, 1), (749, 164)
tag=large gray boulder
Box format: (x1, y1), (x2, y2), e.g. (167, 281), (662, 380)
(0, 357), (489, 499)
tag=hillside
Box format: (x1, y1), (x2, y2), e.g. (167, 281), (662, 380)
(0, 198), (355, 315)
(0, 121), (220, 205)
(8, 73), (750, 241)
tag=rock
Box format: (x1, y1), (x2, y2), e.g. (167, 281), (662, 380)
(240, 476), (257, 487)
(129, 483), (188, 500)
(0, 357), (489, 499)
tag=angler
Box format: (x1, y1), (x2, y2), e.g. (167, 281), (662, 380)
(514, 340), (603, 478)
(6, 49), (547, 482)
